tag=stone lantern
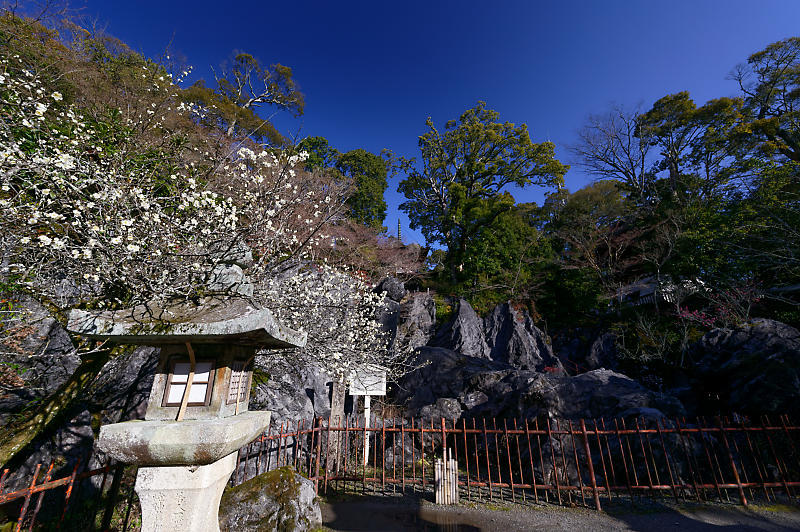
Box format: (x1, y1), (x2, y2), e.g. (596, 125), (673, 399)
(67, 296), (306, 532)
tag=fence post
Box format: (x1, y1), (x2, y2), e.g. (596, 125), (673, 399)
(15, 463), (41, 532)
(314, 417), (323, 494)
(580, 419), (602, 511)
(718, 417), (747, 506)
(100, 463), (125, 531)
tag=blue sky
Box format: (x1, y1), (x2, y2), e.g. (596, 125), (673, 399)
(81, 0), (800, 244)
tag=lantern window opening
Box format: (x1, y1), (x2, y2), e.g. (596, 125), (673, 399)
(162, 358), (216, 407)
(227, 359), (250, 405)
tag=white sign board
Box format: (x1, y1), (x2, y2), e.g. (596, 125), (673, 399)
(348, 364), (387, 396)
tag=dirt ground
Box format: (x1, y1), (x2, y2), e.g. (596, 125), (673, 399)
(320, 496), (800, 531)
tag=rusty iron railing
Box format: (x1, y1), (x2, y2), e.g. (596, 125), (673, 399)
(234, 414), (800, 511)
(0, 456), (136, 531)
(3, 413), (798, 528)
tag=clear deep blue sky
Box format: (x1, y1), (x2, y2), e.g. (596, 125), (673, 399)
(81, 0), (800, 244)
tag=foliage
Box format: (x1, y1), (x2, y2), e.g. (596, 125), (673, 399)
(398, 101), (567, 281)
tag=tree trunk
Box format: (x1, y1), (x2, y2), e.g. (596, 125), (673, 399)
(327, 379), (347, 470)
(0, 348), (111, 468)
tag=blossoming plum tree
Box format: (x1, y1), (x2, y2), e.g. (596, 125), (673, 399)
(0, 28), (408, 465)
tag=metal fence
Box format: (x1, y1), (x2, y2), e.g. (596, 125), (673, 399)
(234, 414), (800, 511)
(0, 456), (134, 531)
(2, 413), (799, 529)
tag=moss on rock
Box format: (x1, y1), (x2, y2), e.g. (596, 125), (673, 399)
(219, 466), (321, 532)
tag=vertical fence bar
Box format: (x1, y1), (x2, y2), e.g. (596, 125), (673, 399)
(728, 417), (754, 502)
(59, 458), (81, 529)
(411, 418), (416, 494)
(619, 419), (640, 496)
(361, 415), (367, 493)
(580, 419), (602, 511)
(513, 420), (526, 503)
(323, 415), (332, 494)
(381, 416), (387, 493)
(401, 419), (406, 493)
(100, 463), (125, 532)
(780, 415), (800, 472)
(535, 419), (549, 503)
(492, 418), (504, 501)
(504, 419), (515, 502)
(556, 419), (572, 505)
(655, 418), (679, 502)
(28, 462), (54, 531)
(483, 418), (493, 501)
(473, 418), (481, 501)
(694, 418), (721, 502)
(742, 418), (771, 502)
(462, 419), (471, 501)
(675, 418), (702, 501)
(613, 418), (634, 503)
(718, 417), (747, 506)
(547, 418), (562, 505)
(598, 419), (616, 502)
(634, 418), (655, 497)
(525, 420), (538, 503)
(641, 418), (662, 490)
(314, 418), (323, 494)
(568, 420), (586, 507)
(15, 463), (41, 532)
(761, 416), (792, 498)
(420, 420), (426, 493)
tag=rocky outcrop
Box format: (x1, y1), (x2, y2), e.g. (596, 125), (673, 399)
(374, 276), (406, 303)
(397, 347), (683, 421)
(393, 292), (436, 351)
(692, 319), (800, 417)
(1, 295), (79, 397)
(219, 466), (321, 532)
(249, 360), (335, 426)
(430, 299), (490, 358)
(90, 346), (158, 425)
(484, 302), (562, 371)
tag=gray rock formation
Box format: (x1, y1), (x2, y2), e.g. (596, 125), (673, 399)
(1, 295), (79, 397)
(484, 302), (562, 371)
(249, 359), (334, 426)
(397, 347), (683, 421)
(90, 346), (159, 425)
(430, 299), (490, 358)
(374, 276), (406, 302)
(394, 292), (436, 350)
(692, 319), (800, 417)
(553, 329), (618, 373)
(586, 332), (618, 371)
(219, 466), (321, 532)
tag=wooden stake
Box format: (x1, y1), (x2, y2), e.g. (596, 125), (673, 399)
(176, 342), (196, 421)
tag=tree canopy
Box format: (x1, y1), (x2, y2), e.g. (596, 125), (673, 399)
(398, 101), (568, 281)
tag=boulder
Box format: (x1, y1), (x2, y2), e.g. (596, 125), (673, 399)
(692, 319), (800, 417)
(249, 360), (333, 426)
(374, 276), (406, 302)
(394, 292), (436, 350)
(397, 347), (684, 422)
(553, 329), (618, 373)
(90, 346), (159, 425)
(484, 302), (562, 371)
(430, 299), (490, 358)
(0, 295), (79, 397)
(219, 466), (321, 532)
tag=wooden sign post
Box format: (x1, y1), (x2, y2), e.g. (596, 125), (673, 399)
(347, 364), (387, 466)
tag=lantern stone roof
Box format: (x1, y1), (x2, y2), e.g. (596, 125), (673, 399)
(67, 296), (306, 348)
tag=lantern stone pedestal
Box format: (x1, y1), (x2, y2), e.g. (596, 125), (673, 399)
(67, 297), (305, 532)
(135, 453), (237, 532)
